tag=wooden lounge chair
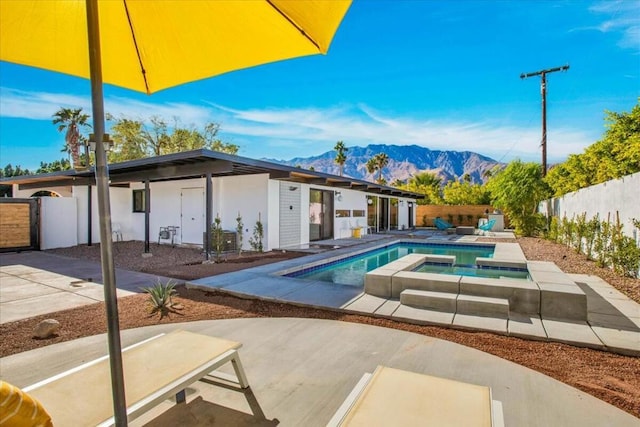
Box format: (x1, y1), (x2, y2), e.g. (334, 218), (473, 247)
(328, 365), (501, 427)
(23, 330), (250, 427)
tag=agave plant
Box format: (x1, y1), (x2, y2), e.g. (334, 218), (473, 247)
(142, 279), (178, 317)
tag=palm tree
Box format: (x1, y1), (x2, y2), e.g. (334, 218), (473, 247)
(334, 140), (348, 176)
(365, 153), (389, 184)
(52, 108), (90, 168)
(374, 153), (389, 184)
(408, 171), (441, 188)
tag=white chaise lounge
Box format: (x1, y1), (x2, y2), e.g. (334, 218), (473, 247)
(24, 330), (250, 426)
(327, 365), (503, 427)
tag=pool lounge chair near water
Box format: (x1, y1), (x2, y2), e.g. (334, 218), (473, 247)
(434, 217), (454, 230)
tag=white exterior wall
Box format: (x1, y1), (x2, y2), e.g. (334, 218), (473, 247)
(39, 197), (77, 249)
(19, 174), (417, 250)
(131, 178), (205, 246)
(212, 174), (270, 251)
(540, 172), (640, 240)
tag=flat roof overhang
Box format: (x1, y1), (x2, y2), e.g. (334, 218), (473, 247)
(1, 149), (424, 199)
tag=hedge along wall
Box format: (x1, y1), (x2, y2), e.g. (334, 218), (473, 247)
(416, 205), (508, 227)
(539, 172), (640, 241)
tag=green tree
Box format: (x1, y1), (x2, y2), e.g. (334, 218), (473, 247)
(36, 159), (71, 173)
(545, 101), (640, 196)
(52, 107), (90, 169)
(334, 140), (348, 176)
(0, 163), (34, 196)
(442, 180), (490, 205)
(398, 172), (444, 205)
(366, 153), (389, 184)
(486, 160), (551, 236)
(108, 115), (237, 162)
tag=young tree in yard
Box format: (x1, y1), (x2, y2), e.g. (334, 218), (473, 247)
(52, 107), (90, 169)
(486, 160), (551, 236)
(334, 141), (348, 176)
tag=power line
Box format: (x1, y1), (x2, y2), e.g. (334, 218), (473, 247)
(520, 64), (570, 176)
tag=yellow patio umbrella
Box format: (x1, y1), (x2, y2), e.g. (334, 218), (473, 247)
(0, 1), (351, 424)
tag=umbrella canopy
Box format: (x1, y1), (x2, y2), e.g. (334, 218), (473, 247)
(1, 1), (350, 425)
(1, 0), (350, 94)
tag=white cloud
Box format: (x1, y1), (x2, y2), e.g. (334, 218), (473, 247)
(0, 87), (593, 163)
(588, 0), (640, 51)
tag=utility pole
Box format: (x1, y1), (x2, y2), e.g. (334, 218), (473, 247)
(520, 64), (569, 176)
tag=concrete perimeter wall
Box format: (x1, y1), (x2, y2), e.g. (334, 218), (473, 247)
(539, 172), (640, 241)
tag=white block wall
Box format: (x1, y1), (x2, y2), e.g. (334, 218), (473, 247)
(540, 172), (640, 240)
(39, 197), (78, 249)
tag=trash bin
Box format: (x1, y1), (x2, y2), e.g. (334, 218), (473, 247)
(351, 227), (362, 239)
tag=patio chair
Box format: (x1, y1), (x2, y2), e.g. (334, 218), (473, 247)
(477, 219), (496, 236)
(434, 217), (454, 230)
(22, 330), (250, 426)
(328, 365), (499, 426)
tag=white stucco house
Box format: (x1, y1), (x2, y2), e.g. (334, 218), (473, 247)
(1, 149), (422, 252)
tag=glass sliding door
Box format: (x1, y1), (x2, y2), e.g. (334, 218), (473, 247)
(378, 197), (389, 232)
(367, 196), (377, 233)
(309, 189), (334, 241)
(390, 198), (398, 230)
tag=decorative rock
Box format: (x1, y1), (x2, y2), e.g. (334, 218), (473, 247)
(34, 319), (60, 339)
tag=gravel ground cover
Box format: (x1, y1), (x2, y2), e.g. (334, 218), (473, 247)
(1, 237), (638, 417)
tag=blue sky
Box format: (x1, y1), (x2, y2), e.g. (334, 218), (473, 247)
(1, 0), (638, 171)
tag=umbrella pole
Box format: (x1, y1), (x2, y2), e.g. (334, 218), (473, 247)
(85, 0), (128, 424)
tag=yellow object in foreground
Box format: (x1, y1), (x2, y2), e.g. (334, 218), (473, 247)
(0, 381), (53, 427)
(0, 0), (351, 94)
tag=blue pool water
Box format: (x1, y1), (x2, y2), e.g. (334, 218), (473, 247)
(286, 242), (494, 287)
(414, 263), (530, 280)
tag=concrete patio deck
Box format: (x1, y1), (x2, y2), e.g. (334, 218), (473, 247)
(2, 318), (638, 426)
(1, 237), (639, 425)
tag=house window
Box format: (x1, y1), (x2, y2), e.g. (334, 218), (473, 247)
(132, 189), (148, 213)
(352, 210), (365, 217)
(335, 209), (350, 218)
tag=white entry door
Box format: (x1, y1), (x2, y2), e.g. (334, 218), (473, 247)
(181, 188), (205, 245)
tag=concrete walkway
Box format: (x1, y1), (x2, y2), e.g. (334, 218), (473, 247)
(0, 251), (172, 324)
(1, 318), (638, 426)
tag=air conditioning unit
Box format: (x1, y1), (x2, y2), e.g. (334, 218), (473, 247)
(222, 231), (237, 252)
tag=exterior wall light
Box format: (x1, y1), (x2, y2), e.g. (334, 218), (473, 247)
(89, 133), (114, 152)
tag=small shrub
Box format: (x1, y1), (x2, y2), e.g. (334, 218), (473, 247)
(249, 212), (264, 253)
(211, 214), (224, 262)
(457, 214), (464, 225)
(466, 214), (474, 225)
(142, 280), (179, 318)
(422, 215), (428, 227)
(236, 212), (244, 256)
(611, 235), (640, 278)
(447, 213), (454, 225)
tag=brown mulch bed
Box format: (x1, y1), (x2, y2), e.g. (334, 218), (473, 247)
(1, 238), (639, 417)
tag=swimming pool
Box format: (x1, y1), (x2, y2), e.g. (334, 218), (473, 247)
(285, 242), (495, 287)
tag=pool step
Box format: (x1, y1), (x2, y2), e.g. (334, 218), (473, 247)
(400, 289), (510, 318)
(457, 294), (509, 318)
(400, 289), (457, 312)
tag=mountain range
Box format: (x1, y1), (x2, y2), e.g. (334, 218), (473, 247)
(267, 144), (502, 184)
